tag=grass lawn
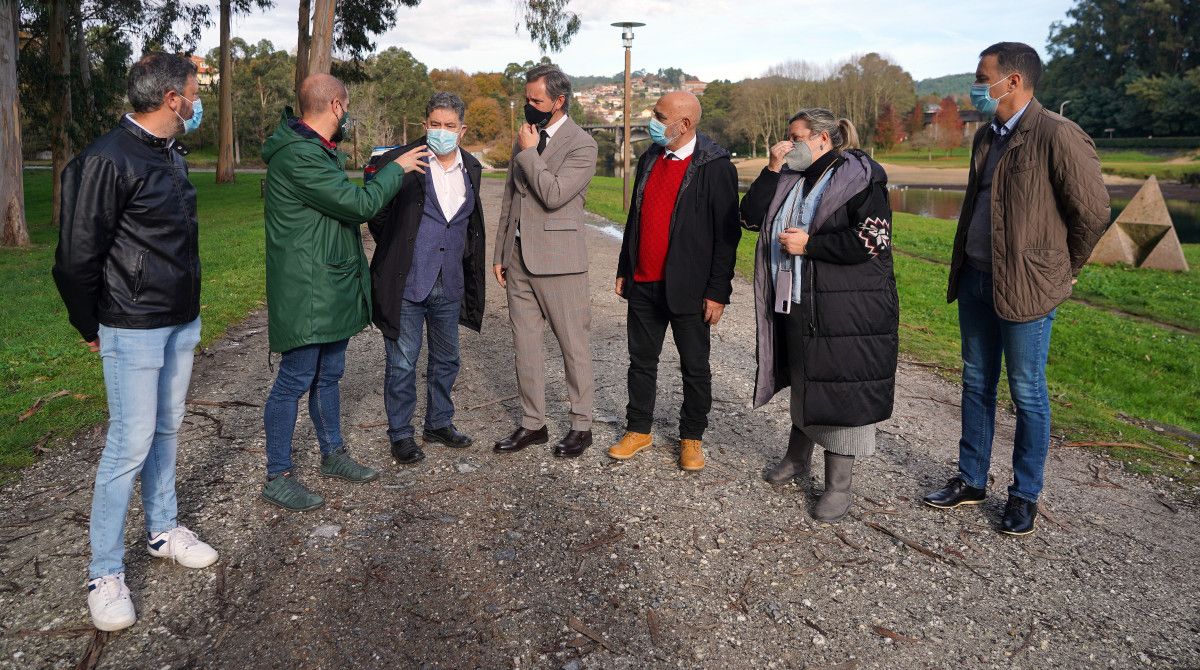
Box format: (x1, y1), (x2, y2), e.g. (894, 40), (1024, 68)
(0, 171), (267, 475)
(892, 214), (1200, 333)
(875, 147), (971, 168)
(877, 145), (1200, 184)
(577, 172), (1200, 479)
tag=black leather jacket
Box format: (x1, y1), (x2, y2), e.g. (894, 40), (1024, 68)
(53, 116), (201, 341)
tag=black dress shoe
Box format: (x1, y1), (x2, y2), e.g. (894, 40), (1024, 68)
(424, 425), (473, 448)
(1000, 496), (1038, 536)
(494, 426), (549, 453)
(923, 477), (987, 509)
(391, 437), (425, 464)
(553, 430), (592, 458)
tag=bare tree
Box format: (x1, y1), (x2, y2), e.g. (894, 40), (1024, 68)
(48, 0), (72, 226)
(0, 0), (27, 247)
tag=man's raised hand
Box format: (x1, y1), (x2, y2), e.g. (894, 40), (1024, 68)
(394, 145), (431, 174)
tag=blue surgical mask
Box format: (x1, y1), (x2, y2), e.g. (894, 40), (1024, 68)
(174, 96), (203, 134)
(426, 128), (460, 156)
(648, 117), (679, 147)
(970, 75), (1014, 116)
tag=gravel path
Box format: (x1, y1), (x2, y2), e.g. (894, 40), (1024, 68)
(1, 179), (1198, 669)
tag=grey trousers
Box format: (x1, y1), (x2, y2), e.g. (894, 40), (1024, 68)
(505, 241), (594, 431)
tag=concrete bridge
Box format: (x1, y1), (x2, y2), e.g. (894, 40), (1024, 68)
(580, 122), (651, 168)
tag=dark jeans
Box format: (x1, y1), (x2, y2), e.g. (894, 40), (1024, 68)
(956, 265), (1056, 502)
(263, 339), (349, 477)
(625, 280), (711, 440)
(384, 275), (462, 442)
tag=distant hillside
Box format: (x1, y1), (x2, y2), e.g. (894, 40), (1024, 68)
(916, 73), (974, 99)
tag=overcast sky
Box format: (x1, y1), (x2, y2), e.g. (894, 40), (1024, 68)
(195, 0), (1076, 82)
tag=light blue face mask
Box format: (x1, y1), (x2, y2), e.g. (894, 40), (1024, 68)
(175, 96), (202, 134)
(647, 117), (679, 147)
(969, 74), (1014, 116)
(426, 128), (460, 156)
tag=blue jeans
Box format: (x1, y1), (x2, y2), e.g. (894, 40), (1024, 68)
(956, 265), (1056, 502)
(90, 318), (201, 579)
(263, 339), (349, 477)
(384, 276), (462, 442)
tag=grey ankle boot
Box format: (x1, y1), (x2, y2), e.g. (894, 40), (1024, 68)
(764, 426), (815, 484)
(814, 452), (854, 522)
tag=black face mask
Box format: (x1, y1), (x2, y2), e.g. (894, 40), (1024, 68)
(331, 111), (348, 144)
(524, 103), (554, 129)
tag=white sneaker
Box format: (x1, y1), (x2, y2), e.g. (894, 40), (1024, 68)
(147, 526), (219, 569)
(87, 573), (136, 632)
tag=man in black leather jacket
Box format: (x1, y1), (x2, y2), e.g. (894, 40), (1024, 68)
(52, 53), (219, 632)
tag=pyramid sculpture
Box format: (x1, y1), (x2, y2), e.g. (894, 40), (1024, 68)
(1089, 176), (1190, 272)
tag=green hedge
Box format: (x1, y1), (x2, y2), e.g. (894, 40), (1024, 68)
(1093, 137), (1200, 150)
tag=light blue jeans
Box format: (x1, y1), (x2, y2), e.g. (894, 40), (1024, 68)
(89, 318), (201, 579)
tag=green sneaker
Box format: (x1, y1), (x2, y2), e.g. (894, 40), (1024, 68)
(320, 448), (379, 483)
(261, 473), (324, 512)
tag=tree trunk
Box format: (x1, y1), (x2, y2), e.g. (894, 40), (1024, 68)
(294, 0), (310, 102)
(0, 0), (27, 247)
(48, 0), (72, 227)
(307, 0), (334, 76)
(291, 0), (307, 100)
(73, 1), (93, 134)
(216, 0), (235, 184)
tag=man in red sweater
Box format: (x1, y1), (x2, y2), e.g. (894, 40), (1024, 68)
(611, 92), (741, 471)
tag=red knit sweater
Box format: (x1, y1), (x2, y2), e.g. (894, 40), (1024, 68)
(635, 155), (692, 282)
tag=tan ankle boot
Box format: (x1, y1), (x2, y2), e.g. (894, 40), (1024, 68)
(608, 431), (652, 460)
(679, 439), (705, 471)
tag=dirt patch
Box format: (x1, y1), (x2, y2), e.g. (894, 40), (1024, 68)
(1, 180), (1197, 669)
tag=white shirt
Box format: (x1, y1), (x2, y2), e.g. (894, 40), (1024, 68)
(541, 113), (569, 140)
(429, 149), (467, 220)
(125, 113), (175, 147)
(664, 134), (697, 160)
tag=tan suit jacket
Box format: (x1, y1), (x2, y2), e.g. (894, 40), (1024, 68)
(494, 117), (598, 275)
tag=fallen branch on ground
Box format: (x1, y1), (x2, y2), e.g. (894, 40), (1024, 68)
(19, 390), (70, 422)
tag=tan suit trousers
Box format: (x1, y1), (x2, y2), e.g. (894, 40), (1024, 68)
(506, 238), (593, 431)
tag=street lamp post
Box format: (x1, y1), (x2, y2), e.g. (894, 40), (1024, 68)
(509, 99), (515, 152)
(612, 21), (644, 212)
(1059, 100), (1071, 116)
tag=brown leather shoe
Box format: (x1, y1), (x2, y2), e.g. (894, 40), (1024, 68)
(553, 430), (592, 457)
(608, 431), (652, 460)
(494, 426), (548, 453)
(679, 439), (705, 471)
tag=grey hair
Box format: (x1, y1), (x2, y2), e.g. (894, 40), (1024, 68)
(525, 63), (572, 111)
(426, 91), (466, 122)
(127, 53), (197, 113)
(787, 107), (859, 151)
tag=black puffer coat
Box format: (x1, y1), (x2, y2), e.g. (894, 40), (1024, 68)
(740, 149), (898, 427)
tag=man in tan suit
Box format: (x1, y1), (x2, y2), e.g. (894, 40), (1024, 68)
(492, 64), (599, 458)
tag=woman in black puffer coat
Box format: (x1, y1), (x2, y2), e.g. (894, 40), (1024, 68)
(740, 108), (898, 522)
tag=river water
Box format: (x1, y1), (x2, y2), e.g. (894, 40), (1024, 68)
(887, 187), (1200, 243)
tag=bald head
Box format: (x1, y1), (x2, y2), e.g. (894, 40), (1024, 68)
(652, 91), (702, 150)
(658, 91), (702, 125)
(299, 73), (348, 116)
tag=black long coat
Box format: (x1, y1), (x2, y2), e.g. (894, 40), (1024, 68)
(366, 138), (486, 337)
(616, 133), (742, 311)
(740, 150), (898, 427)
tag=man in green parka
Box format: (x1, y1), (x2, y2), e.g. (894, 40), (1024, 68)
(260, 73), (429, 511)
